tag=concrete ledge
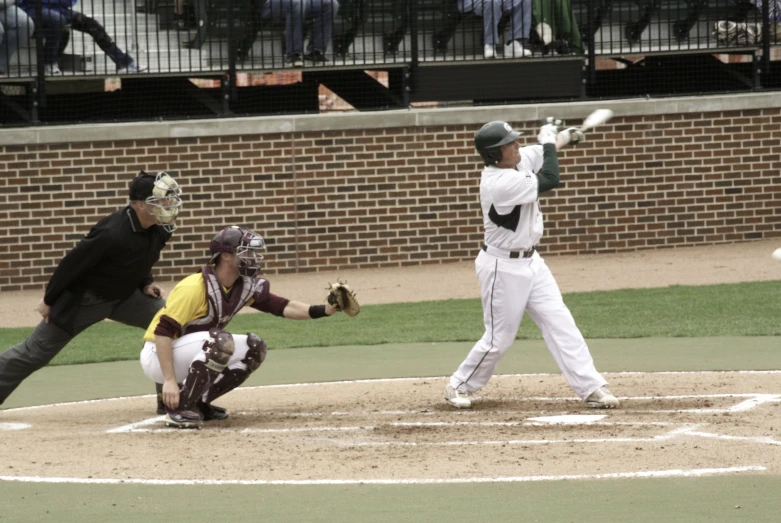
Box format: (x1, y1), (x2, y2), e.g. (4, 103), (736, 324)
(2, 92), (780, 146)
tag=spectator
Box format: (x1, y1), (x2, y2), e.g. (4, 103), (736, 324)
(0, 0), (34, 74)
(532, 0), (582, 54)
(173, 0), (187, 30)
(752, 0), (781, 40)
(18, 0), (145, 75)
(239, 0), (339, 65)
(459, 0), (533, 58)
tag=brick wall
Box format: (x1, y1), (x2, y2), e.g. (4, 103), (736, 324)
(1, 103), (780, 292)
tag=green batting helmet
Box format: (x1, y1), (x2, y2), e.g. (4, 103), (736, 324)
(474, 121), (521, 165)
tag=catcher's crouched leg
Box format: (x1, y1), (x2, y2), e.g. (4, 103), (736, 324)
(166, 329), (235, 429)
(200, 333), (267, 421)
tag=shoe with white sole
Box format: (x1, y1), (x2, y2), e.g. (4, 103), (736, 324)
(585, 386), (619, 409)
(165, 408), (204, 429)
(445, 384), (472, 409)
(483, 44), (496, 59)
(505, 40), (532, 58)
(117, 61), (147, 74)
(45, 63), (62, 75)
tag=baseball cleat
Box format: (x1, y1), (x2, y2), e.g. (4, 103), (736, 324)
(198, 401), (229, 421)
(445, 384), (473, 409)
(165, 409), (204, 429)
(585, 386), (619, 409)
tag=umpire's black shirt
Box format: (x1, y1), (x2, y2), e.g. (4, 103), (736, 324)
(43, 206), (172, 305)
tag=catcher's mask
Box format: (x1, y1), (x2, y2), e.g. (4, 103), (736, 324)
(474, 121), (521, 166)
(130, 171), (183, 233)
(209, 226), (266, 278)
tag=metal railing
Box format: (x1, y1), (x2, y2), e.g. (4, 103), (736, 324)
(0, 0), (777, 79)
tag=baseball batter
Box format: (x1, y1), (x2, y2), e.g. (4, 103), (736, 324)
(444, 119), (619, 409)
(140, 226), (346, 428)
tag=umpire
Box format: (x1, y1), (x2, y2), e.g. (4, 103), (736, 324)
(0, 171), (182, 406)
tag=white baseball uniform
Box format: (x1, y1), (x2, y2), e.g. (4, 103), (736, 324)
(449, 144), (608, 399)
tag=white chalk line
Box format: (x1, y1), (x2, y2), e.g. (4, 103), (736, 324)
(0, 422), (31, 430)
(3, 370), (781, 413)
(109, 418), (678, 434)
(0, 465), (767, 486)
(338, 424), (703, 447)
(104, 392), (781, 434)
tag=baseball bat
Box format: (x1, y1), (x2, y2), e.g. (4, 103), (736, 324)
(580, 109), (614, 132)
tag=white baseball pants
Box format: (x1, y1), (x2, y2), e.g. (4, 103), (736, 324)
(450, 250), (607, 399)
(140, 331), (255, 384)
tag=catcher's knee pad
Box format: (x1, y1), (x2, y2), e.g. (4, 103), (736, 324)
(203, 328), (235, 373)
(244, 332), (267, 372)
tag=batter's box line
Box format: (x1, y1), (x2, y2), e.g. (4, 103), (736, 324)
(4, 372), (781, 414)
(333, 424), (700, 447)
(104, 394), (780, 433)
(107, 418), (683, 434)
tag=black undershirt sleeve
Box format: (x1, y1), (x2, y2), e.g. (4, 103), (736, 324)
(535, 143), (560, 194)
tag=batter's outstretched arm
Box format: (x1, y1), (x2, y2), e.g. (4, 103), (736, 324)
(536, 143), (560, 194)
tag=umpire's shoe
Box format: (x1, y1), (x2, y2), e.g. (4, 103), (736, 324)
(198, 401), (229, 421)
(585, 386), (620, 409)
(165, 408), (204, 429)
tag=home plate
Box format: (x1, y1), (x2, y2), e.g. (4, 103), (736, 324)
(527, 415), (607, 424)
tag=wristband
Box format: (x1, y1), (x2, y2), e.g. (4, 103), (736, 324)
(309, 305), (327, 319)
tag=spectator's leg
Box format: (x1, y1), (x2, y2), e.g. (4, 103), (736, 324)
(557, 0), (582, 53)
(37, 8), (68, 67)
(479, 0), (502, 46)
(282, 0), (304, 58)
(236, 9), (262, 60)
(0, 15), (7, 73)
(174, 0), (186, 29)
(69, 11), (133, 68)
(505, 0), (531, 42)
(305, 0), (339, 54)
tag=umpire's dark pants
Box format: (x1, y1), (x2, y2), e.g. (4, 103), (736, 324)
(0, 289), (164, 406)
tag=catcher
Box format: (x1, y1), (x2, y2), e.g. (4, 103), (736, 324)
(140, 225), (359, 428)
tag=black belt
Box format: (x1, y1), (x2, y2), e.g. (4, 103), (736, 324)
(481, 244), (536, 259)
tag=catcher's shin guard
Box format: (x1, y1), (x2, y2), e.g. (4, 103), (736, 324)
(156, 383), (165, 415)
(167, 329), (235, 427)
(202, 333), (267, 408)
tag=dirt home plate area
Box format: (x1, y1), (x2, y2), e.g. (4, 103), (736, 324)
(1, 240), (780, 485)
(1, 373), (781, 483)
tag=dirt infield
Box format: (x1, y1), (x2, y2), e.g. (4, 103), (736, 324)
(2, 372), (780, 482)
(1, 239), (780, 483)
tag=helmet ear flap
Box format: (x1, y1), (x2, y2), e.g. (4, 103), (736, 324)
(481, 146), (502, 165)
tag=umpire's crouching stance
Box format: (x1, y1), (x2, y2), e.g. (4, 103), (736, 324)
(0, 171), (182, 407)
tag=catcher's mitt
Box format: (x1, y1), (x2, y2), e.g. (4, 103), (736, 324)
(326, 280), (360, 317)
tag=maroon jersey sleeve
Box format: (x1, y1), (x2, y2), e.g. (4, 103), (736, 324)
(250, 282), (290, 317)
(154, 315), (183, 338)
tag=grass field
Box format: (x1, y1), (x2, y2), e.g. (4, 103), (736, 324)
(0, 280), (779, 366)
(1, 280), (780, 522)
